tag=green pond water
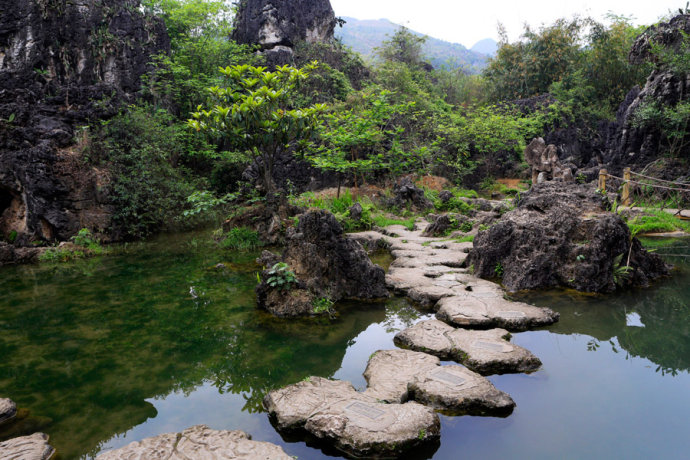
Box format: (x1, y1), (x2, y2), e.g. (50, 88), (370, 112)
(1, 233), (689, 459)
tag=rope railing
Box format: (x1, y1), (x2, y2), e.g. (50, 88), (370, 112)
(598, 167), (690, 212)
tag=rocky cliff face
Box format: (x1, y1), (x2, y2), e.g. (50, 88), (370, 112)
(232, 0), (337, 65)
(0, 0), (169, 246)
(604, 14), (690, 172)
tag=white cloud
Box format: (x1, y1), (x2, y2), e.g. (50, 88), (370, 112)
(330, 0), (683, 48)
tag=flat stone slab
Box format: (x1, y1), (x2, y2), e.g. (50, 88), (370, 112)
(96, 425), (291, 460)
(0, 432), (55, 460)
(0, 398), (17, 425)
(264, 377), (439, 458)
(395, 320), (541, 375)
(435, 286), (559, 331)
(364, 349), (515, 416)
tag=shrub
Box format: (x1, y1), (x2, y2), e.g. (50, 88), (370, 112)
(220, 227), (263, 250)
(265, 263), (297, 290)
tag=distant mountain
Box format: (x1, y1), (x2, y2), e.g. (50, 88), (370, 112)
(471, 38), (498, 57)
(335, 17), (488, 73)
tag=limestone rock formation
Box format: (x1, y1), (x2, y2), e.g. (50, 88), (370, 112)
(0, 432), (55, 460)
(524, 137), (575, 183)
(0, 0), (169, 248)
(96, 425), (292, 459)
(232, 0), (337, 65)
(604, 14), (690, 170)
(469, 182), (670, 292)
(387, 177), (433, 212)
(264, 376), (440, 458)
(256, 210), (388, 316)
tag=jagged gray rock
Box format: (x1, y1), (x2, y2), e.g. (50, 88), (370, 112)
(256, 210), (388, 317)
(0, 432), (55, 460)
(395, 320), (542, 375)
(232, 0), (336, 65)
(524, 137), (575, 183)
(96, 425), (291, 459)
(469, 182), (670, 292)
(263, 377), (440, 458)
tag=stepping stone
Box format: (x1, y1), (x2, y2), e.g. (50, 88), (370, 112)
(0, 432), (55, 460)
(264, 377), (439, 458)
(363, 350), (440, 403)
(409, 364), (515, 416)
(435, 287), (559, 331)
(0, 398), (17, 425)
(364, 349), (515, 416)
(395, 320), (541, 375)
(96, 425), (291, 459)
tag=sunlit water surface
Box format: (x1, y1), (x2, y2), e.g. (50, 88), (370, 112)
(1, 233), (688, 459)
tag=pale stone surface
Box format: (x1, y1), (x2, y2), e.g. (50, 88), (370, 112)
(363, 349), (515, 416)
(435, 287), (559, 331)
(409, 364), (515, 415)
(354, 225), (559, 330)
(395, 321), (542, 375)
(0, 432), (55, 460)
(0, 397), (17, 425)
(96, 425), (291, 460)
(263, 376), (440, 458)
(363, 350), (440, 403)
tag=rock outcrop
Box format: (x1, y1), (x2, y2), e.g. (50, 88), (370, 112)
(232, 0), (337, 66)
(0, 0), (169, 249)
(256, 210), (388, 316)
(524, 137), (575, 183)
(469, 182), (670, 292)
(604, 14), (690, 171)
(0, 432), (55, 460)
(388, 177), (433, 212)
(96, 425), (291, 459)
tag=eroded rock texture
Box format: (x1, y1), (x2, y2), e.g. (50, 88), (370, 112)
(0, 0), (169, 249)
(0, 432), (55, 460)
(232, 0), (336, 65)
(256, 210), (388, 316)
(96, 425), (292, 459)
(605, 14), (690, 171)
(469, 183), (670, 292)
(0, 398), (17, 425)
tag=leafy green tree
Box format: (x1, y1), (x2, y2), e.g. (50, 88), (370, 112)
(376, 26), (428, 68)
(302, 90), (423, 195)
(189, 64), (327, 197)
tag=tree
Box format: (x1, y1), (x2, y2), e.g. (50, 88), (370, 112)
(376, 26), (428, 68)
(302, 90), (426, 195)
(188, 64), (326, 198)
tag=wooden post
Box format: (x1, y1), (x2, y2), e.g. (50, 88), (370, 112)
(622, 167), (631, 206)
(598, 169), (608, 192)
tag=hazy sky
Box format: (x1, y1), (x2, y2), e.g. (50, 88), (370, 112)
(330, 0), (684, 48)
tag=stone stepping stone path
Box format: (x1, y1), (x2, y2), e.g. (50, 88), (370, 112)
(264, 376), (440, 458)
(0, 432), (55, 460)
(353, 225), (559, 330)
(394, 320), (542, 375)
(262, 221), (559, 457)
(96, 425), (292, 459)
(363, 349), (515, 415)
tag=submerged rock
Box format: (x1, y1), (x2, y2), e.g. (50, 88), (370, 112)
(469, 182), (670, 292)
(395, 320), (542, 375)
(0, 398), (17, 425)
(0, 432), (55, 460)
(264, 376), (440, 458)
(96, 425), (291, 459)
(256, 210), (388, 317)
